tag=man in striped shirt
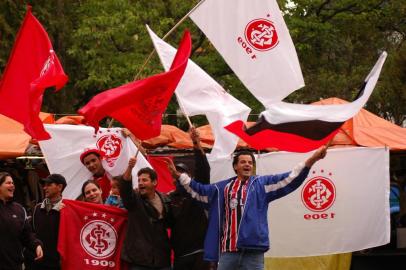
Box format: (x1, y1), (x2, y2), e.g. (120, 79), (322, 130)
(167, 145), (327, 270)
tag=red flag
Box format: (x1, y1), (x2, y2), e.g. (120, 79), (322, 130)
(78, 31), (191, 140)
(147, 156), (176, 193)
(0, 7), (68, 140)
(58, 199), (128, 270)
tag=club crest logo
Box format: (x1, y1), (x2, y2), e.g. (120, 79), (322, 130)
(97, 134), (122, 167)
(40, 50), (54, 77)
(301, 175), (336, 212)
(80, 220), (117, 259)
(244, 19), (279, 51)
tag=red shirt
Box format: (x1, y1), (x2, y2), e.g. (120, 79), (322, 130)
(94, 173), (111, 202)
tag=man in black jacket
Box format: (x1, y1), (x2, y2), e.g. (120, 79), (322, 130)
(119, 158), (172, 270)
(169, 127), (214, 270)
(30, 174), (66, 270)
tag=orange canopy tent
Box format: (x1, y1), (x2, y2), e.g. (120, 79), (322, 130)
(1, 99), (405, 158)
(0, 113), (55, 159)
(313, 98), (406, 151)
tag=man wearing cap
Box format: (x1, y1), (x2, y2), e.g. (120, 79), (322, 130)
(30, 174), (67, 270)
(80, 149), (111, 201)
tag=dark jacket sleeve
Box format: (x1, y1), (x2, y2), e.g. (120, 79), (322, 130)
(119, 176), (138, 210)
(193, 148), (210, 184)
(20, 207), (42, 251)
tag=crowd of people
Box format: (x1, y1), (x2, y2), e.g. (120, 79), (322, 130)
(0, 128), (327, 270)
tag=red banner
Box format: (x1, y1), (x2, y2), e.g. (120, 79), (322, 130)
(58, 199), (128, 269)
(0, 7), (68, 140)
(78, 31), (191, 141)
(147, 156), (175, 193)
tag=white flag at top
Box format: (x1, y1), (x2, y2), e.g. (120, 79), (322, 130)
(190, 0), (304, 106)
(147, 25), (250, 160)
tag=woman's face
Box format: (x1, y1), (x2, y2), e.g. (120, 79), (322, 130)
(0, 176), (15, 201)
(84, 183), (103, 204)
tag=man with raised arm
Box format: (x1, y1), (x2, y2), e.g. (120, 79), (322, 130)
(166, 146), (327, 270)
(119, 157), (172, 270)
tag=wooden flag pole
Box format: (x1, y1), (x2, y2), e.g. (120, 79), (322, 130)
(109, 0), (205, 129)
(133, 0), (206, 81)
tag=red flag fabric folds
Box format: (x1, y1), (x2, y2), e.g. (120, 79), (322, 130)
(147, 156), (176, 193)
(78, 31), (191, 140)
(0, 7), (68, 140)
(58, 199), (128, 270)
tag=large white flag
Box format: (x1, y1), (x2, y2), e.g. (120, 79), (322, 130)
(190, 0), (304, 106)
(147, 26), (250, 159)
(39, 124), (151, 199)
(209, 147), (390, 256)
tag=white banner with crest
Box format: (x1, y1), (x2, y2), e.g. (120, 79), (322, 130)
(39, 124), (151, 199)
(209, 147), (390, 256)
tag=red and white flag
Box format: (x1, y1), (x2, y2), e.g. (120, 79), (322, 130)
(209, 147), (390, 256)
(190, 0), (304, 106)
(58, 199), (128, 269)
(147, 26), (250, 159)
(78, 31), (191, 141)
(0, 7), (68, 140)
(225, 52), (387, 152)
(38, 125), (151, 199)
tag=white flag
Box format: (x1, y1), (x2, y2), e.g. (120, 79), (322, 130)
(209, 147), (390, 256)
(147, 26), (250, 159)
(190, 0), (304, 106)
(39, 124), (151, 199)
(260, 147), (390, 257)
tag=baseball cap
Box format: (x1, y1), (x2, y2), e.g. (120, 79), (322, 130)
(41, 174), (67, 189)
(175, 163), (190, 174)
(80, 148), (104, 164)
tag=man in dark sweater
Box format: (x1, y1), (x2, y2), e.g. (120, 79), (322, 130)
(30, 174), (66, 270)
(119, 158), (173, 270)
(169, 127), (214, 270)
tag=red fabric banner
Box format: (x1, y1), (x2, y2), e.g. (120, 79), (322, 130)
(225, 120), (339, 152)
(78, 31), (191, 140)
(147, 156), (175, 193)
(0, 7), (68, 140)
(58, 199), (128, 270)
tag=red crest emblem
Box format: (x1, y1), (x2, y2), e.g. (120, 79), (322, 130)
(301, 176), (336, 212)
(96, 134), (122, 167)
(244, 19), (279, 51)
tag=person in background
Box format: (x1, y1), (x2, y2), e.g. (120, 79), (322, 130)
(0, 171), (43, 270)
(80, 149), (111, 201)
(28, 174), (67, 270)
(169, 127), (213, 270)
(105, 177), (124, 208)
(81, 179), (103, 204)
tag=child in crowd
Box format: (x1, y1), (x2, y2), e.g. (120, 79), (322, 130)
(105, 177), (124, 208)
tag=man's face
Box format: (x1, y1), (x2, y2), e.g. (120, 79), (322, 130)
(83, 153), (105, 177)
(43, 182), (62, 200)
(234, 154), (254, 180)
(138, 173), (156, 198)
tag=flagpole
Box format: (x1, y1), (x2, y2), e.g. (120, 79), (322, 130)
(109, 0), (205, 129)
(133, 0), (206, 80)
(175, 93), (193, 128)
